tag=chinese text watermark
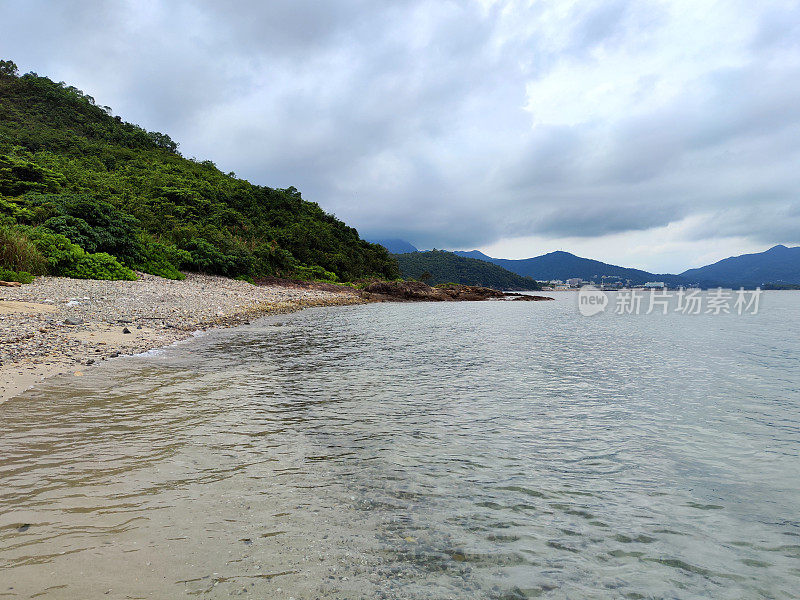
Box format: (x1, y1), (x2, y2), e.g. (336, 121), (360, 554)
(578, 286), (762, 316)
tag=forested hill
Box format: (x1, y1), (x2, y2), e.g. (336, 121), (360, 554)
(394, 250), (542, 290)
(0, 59), (398, 283)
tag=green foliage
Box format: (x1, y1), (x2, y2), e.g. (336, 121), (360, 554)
(0, 60), (19, 77)
(0, 225), (46, 273)
(0, 154), (65, 196)
(62, 251), (137, 281)
(394, 250), (542, 290)
(17, 226), (135, 280)
(20, 226), (84, 273)
(292, 264), (339, 282)
(131, 237), (188, 280)
(26, 194), (142, 263)
(0, 196), (34, 223)
(0, 267), (34, 283)
(0, 61), (400, 282)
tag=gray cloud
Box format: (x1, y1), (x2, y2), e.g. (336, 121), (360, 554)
(2, 0), (799, 259)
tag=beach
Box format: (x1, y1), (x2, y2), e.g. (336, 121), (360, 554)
(0, 273), (364, 403)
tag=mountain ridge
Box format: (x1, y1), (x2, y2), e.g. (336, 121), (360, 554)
(454, 245), (800, 288)
(680, 244), (800, 287)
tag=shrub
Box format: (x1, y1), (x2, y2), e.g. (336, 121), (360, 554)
(0, 196), (35, 223)
(18, 226), (135, 280)
(131, 238), (189, 280)
(61, 252), (137, 281)
(293, 263), (339, 282)
(179, 237), (252, 276)
(41, 214), (101, 251)
(29, 194), (142, 264)
(20, 226), (84, 273)
(0, 267), (34, 283)
(0, 226), (46, 273)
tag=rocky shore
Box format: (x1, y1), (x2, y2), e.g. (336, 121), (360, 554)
(360, 280), (555, 302)
(0, 273), (364, 403)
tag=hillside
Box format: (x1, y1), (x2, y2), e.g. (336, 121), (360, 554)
(455, 250), (697, 287)
(0, 59), (398, 283)
(681, 245), (800, 287)
(394, 250), (541, 290)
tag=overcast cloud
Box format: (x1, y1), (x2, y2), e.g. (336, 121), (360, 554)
(2, 0), (799, 272)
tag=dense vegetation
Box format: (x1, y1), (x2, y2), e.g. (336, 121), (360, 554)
(0, 59), (399, 282)
(394, 250), (541, 290)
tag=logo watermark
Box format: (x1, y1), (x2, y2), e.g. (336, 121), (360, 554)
(577, 287), (762, 316)
(578, 285), (609, 316)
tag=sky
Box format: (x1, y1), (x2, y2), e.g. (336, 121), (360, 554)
(2, 0), (800, 273)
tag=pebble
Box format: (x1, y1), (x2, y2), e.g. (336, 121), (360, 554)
(1, 273), (364, 388)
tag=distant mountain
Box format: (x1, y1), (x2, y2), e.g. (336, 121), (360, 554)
(394, 250), (541, 290)
(368, 238), (418, 254)
(454, 250), (693, 286)
(681, 245), (800, 287)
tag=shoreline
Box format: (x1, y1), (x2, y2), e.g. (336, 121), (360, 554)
(0, 273), (366, 404)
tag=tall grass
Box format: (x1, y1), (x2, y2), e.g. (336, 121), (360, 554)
(0, 226), (47, 274)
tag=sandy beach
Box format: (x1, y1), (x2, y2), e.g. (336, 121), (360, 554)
(0, 273), (364, 403)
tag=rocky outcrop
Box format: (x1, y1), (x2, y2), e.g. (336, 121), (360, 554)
(360, 281), (554, 302)
(361, 280), (449, 301)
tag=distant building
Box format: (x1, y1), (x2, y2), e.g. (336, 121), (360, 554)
(644, 281), (666, 289)
(566, 278), (583, 287)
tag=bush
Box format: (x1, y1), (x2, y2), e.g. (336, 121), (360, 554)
(19, 226), (136, 280)
(0, 226), (46, 273)
(0, 267), (34, 283)
(179, 237), (252, 276)
(61, 252), (137, 281)
(21, 226), (84, 273)
(29, 194), (142, 264)
(131, 238), (188, 280)
(293, 263), (339, 282)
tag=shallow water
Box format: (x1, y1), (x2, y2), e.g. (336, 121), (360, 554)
(1, 292), (799, 598)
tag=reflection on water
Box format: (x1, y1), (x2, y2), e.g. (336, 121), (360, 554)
(1, 293), (800, 598)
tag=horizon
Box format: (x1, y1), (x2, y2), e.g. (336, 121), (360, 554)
(3, 1), (800, 272)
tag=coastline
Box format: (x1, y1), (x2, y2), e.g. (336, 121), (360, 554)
(0, 273), (366, 404)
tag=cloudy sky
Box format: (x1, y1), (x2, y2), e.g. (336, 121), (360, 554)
(3, 0), (800, 272)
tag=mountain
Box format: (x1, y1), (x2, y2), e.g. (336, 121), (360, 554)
(454, 250), (693, 286)
(394, 250), (541, 290)
(680, 245), (800, 287)
(0, 59), (398, 282)
(368, 238), (418, 254)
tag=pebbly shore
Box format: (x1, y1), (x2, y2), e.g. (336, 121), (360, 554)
(0, 273), (365, 403)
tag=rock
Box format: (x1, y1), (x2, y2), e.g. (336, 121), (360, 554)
(122, 327), (131, 334)
(136, 324), (143, 329)
(85, 359), (95, 365)
(362, 280), (449, 301)
(511, 294), (554, 301)
(64, 317), (83, 326)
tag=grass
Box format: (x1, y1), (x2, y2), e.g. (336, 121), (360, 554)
(0, 226), (46, 274)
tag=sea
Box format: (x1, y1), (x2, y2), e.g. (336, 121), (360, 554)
(1, 291), (799, 599)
